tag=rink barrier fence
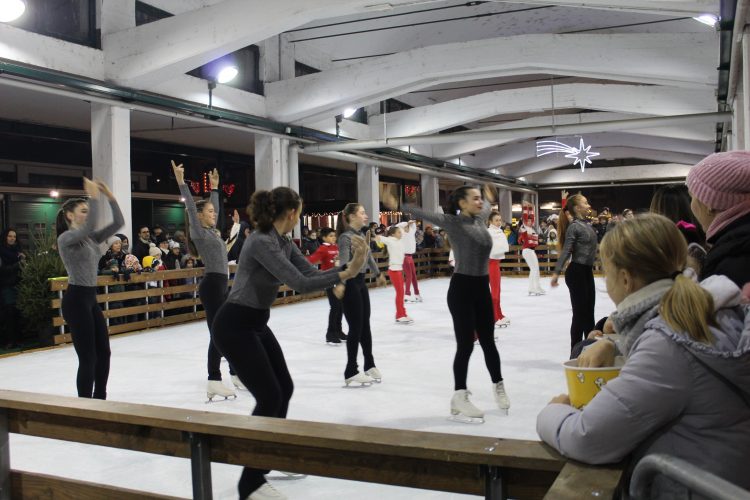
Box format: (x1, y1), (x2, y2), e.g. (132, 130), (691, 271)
(0, 389), (624, 500)
(47, 246), (600, 345)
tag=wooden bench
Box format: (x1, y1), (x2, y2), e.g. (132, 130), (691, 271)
(0, 390), (623, 499)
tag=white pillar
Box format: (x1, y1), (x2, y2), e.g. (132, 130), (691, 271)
(420, 174), (440, 214)
(254, 136), (289, 191)
(288, 144), (301, 239)
(743, 33), (750, 150)
(357, 163), (379, 223)
(91, 103), (130, 241)
(498, 189), (513, 225)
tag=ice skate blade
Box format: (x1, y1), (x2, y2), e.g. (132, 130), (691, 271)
(342, 382), (372, 388)
(495, 324), (509, 329)
(326, 341), (343, 346)
(205, 393), (237, 404)
(447, 414), (484, 424)
(266, 471), (308, 480)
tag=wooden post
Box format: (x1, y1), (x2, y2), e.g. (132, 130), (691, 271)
(58, 289), (65, 336)
(189, 432), (212, 500)
(484, 465), (506, 500)
(0, 409), (9, 500)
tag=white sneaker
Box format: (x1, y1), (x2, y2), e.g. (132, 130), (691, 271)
(247, 482), (287, 500)
(365, 367), (382, 382)
(231, 375), (247, 391)
(206, 380), (236, 402)
(493, 381), (510, 413)
(450, 389), (484, 419)
(395, 316), (414, 324)
(495, 317), (510, 328)
(344, 372), (374, 387)
(404, 295), (417, 303)
(414, 294), (423, 302)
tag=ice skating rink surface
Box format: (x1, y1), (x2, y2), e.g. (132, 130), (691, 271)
(0, 276), (614, 499)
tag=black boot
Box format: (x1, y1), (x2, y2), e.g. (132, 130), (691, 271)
(326, 332), (342, 345)
(338, 331), (348, 341)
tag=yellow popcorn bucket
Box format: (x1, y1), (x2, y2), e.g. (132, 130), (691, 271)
(563, 358), (624, 409)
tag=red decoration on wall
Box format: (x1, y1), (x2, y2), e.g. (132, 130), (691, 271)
(187, 180), (201, 194)
(404, 185), (420, 197)
(222, 184), (236, 197)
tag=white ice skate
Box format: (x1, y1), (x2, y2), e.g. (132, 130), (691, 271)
(414, 294), (423, 303)
(404, 295), (418, 303)
(529, 289), (546, 296)
(344, 372), (374, 388)
(493, 381), (510, 415)
(206, 380), (237, 403)
(395, 316), (414, 324)
(246, 482), (287, 500)
(365, 367), (382, 383)
(231, 375), (247, 391)
(494, 317), (510, 329)
(448, 390), (484, 424)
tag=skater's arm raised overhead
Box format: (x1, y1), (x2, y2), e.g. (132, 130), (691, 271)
(90, 182), (125, 244)
(209, 167), (221, 221)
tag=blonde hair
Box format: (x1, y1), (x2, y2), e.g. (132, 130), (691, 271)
(600, 214), (716, 344)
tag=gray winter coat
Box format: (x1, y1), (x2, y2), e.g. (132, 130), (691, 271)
(537, 275), (750, 498)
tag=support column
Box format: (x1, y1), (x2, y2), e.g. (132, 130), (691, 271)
(497, 189), (513, 225)
(742, 32), (750, 150)
(91, 103), (130, 240)
(288, 144), (301, 239)
(254, 136), (289, 191)
(357, 163), (379, 224)
(420, 175), (440, 214)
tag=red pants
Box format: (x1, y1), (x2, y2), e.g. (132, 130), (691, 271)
(488, 259), (504, 322)
(388, 269), (408, 319)
(403, 254), (420, 296)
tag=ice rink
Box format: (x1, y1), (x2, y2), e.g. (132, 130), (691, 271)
(0, 275), (615, 499)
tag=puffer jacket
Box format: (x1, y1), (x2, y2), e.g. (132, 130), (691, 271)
(537, 275), (750, 499)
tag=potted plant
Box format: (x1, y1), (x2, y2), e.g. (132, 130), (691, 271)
(17, 230), (66, 346)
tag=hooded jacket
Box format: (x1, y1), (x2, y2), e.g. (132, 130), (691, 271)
(537, 275), (750, 499)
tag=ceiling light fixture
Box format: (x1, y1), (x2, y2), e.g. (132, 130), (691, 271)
(216, 65), (239, 84)
(0, 0), (26, 23)
(342, 107), (358, 118)
(693, 14), (719, 27)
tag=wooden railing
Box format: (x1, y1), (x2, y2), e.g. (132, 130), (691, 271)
(0, 390), (624, 500)
(48, 246), (600, 345)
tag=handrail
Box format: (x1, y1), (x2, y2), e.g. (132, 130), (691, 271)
(629, 454), (750, 500)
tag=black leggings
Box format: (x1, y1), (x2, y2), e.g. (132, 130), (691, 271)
(446, 274), (502, 390)
(211, 302), (293, 498)
(341, 273), (375, 379)
(564, 262), (596, 353)
(325, 287), (344, 334)
(61, 285), (110, 399)
(199, 273), (234, 380)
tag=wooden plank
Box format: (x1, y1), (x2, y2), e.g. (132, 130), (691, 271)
(10, 470), (187, 500)
(543, 461), (623, 500)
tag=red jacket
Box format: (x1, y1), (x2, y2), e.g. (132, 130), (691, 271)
(518, 230), (539, 250)
(307, 243), (338, 270)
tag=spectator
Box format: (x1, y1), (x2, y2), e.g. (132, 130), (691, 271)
(422, 226), (436, 248)
(172, 230), (187, 249)
(132, 226), (151, 262)
(302, 229), (320, 256)
(98, 236), (126, 271)
(115, 233), (130, 254)
(538, 220), (550, 245)
(152, 224), (165, 243)
(0, 228), (24, 349)
(227, 221), (251, 263)
(594, 215), (609, 242)
(163, 242), (182, 270)
(687, 151), (750, 288)
(156, 235), (170, 258)
(622, 208), (635, 220)
(435, 228), (446, 248)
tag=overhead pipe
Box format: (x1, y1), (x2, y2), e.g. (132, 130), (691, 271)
(302, 112), (732, 154)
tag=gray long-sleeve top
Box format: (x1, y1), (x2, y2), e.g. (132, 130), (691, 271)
(403, 202), (492, 276)
(227, 227), (342, 309)
(553, 218), (598, 274)
(58, 197), (124, 287)
(337, 228), (380, 276)
(179, 183), (227, 275)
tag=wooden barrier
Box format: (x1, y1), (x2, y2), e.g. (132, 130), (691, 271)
(47, 246), (600, 345)
(0, 390), (623, 499)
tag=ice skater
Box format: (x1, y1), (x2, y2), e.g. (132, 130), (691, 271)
(211, 187), (367, 500)
(383, 185), (509, 423)
(487, 211), (510, 328)
(376, 225), (413, 324)
(173, 161), (240, 402)
(337, 203), (388, 387)
(551, 193), (597, 354)
(396, 219), (422, 302)
(306, 227), (348, 345)
(519, 201), (545, 296)
(57, 177), (124, 399)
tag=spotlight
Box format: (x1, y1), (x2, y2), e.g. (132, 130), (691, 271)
(216, 65), (239, 84)
(342, 107), (357, 119)
(0, 0), (25, 23)
(693, 14), (719, 27)
(50, 190), (59, 198)
(180, 197), (186, 202)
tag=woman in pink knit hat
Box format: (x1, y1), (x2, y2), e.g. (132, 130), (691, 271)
(687, 151), (750, 288)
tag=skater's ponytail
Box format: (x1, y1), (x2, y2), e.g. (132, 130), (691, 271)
(56, 198), (88, 237)
(249, 187), (302, 233)
(448, 186), (476, 215)
(600, 214), (716, 345)
(336, 203), (362, 236)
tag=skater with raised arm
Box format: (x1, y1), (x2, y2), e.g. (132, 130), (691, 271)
(383, 185), (509, 423)
(487, 211), (510, 328)
(173, 161), (239, 402)
(57, 177), (124, 399)
(396, 219), (422, 302)
(376, 225), (413, 324)
(211, 187), (367, 500)
(519, 201), (545, 296)
(337, 203), (388, 387)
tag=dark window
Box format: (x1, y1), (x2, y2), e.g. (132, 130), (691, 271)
(11, 0), (97, 47)
(440, 125), (470, 134)
(186, 46), (263, 95)
(295, 62), (321, 77)
(135, 1), (171, 25)
(385, 99), (413, 113)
